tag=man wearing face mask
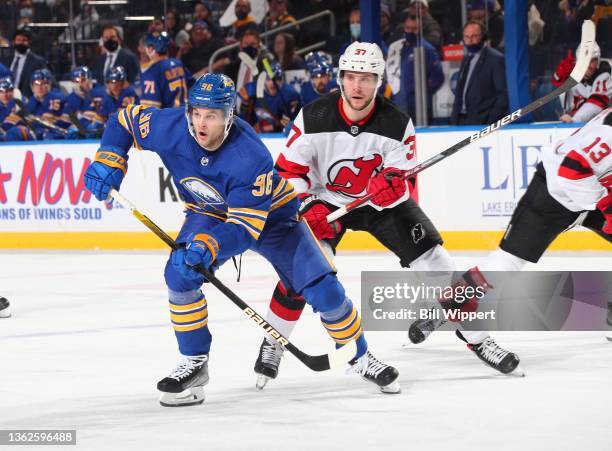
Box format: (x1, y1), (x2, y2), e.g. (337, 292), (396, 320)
(2, 29), (47, 98)
(340, 9), (388, 58)
(386, 13), (443, 120)
(222, 29), (262, 102)
(450, 20), (508, 125)
(93, 26), (140, 87)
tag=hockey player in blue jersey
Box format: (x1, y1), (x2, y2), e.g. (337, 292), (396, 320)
(237, 60), (300, 133)
(100, 66), (139, 120)
(27, 69), (67, 140)
(300, 51), (338, 106)
(0, 77), (35, 141)
(83, 73), (400, 406)
(140, 31), (189, 108)
(62, 66), (105, 138)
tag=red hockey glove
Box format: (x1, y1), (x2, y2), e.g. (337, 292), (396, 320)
(596, 192), (612, 234)
(552, 49), (576, 87)
(298, 194), (342, 240)
(366, 167), (410, 209)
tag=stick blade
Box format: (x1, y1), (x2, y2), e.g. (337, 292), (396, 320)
(570, 20), (596, 83)
(327, 340), (357, 369)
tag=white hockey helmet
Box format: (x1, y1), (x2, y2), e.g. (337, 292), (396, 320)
(337, 41), (385, 106)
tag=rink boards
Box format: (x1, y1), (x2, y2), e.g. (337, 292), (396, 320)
(0, 123), (608, 251)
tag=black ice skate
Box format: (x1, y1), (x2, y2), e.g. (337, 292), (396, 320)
(254, 337), (284, 390)
(0, 297), (10, 318)
(157, 354), (209, 407)
(408, 308), (447, 344)
(607, 301), (612, 327)
(348, 351), (401, 394)
(467, 337), (522, 376)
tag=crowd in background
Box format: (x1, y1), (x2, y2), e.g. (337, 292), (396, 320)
(0, 0), (610, 141)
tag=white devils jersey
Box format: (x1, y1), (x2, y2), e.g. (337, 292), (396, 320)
(541, 107), (612, 212)
(276, 91), (416, 207)
(565, 61), (611, 123)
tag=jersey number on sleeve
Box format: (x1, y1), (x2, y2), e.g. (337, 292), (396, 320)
(582, 137), (611, 164)
(252, 171), (273, 196)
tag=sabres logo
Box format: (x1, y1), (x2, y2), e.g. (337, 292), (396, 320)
(181, 177), (225, 209)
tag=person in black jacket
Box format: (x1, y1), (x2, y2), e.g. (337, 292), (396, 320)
(450, 20), (508, 126)
(2, 29), (47, 98)
(93, 26), (140, 86)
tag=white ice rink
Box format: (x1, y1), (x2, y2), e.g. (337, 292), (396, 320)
(1, 250), (611, 451)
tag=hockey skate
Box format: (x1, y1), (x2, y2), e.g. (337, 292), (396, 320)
(0, 297), (10, 318)
(254, 337), (284, 390)
(348, 351), (401, 394)
(407, 308), (447, 344)
(157, 354), (209, 407)
(466, 336), (523, 376)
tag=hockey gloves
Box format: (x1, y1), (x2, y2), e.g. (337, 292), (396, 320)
(366, 167), (410, 209)
(552, 49), (575, 87)
(298, 194), (342, 240)
(84, 150), (127, 201)
(596, 192), (612, 234)
(172, 233), (219, 281)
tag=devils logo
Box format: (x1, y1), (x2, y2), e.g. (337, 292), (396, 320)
(325, 154), (383, 198)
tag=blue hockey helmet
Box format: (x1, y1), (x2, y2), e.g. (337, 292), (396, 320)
(30, 68), (53, 85)
(145, 31), (171, 54)
(305, 51), (333, 77)
(0, 77), (14, 91)
(187, 73), (236, 150)
(265, 60), (283, 80)
(71, 66), (92, 82)
(105, 65), (127, 83)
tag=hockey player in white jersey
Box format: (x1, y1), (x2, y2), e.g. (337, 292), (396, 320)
(554, 42), (611, 123)
(253, 42), (520, 389)
(412, 108), (612, 349)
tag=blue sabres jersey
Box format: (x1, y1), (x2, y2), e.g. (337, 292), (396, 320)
(27, 90), (67, 130)
(140, 58), (188, 108)
(99, 105), (297, 261)
(100, 87), (139, 119)
(300, 78), (338, 106)
(62, 90), (104, 125)
(238, 82), (300, 132)
(0, 99), (20, 130)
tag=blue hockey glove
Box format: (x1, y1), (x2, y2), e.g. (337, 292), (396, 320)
(172, 233), (219, 281)
(84, 150), (127, 201)
(66, 125), (80, 140)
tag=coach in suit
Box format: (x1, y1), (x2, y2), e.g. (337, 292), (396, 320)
(92, 25), (140, 86)
(450, 20), (508, 125)
(2, 29), (47, 98)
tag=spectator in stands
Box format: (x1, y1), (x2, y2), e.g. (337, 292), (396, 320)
(165, 9), (190, 53)
(100, 66), (138, 121)
(386, 14), (444, 120)
(0, 76), (34, 142)
(93, 26), (140, 87)
(450, 20), (508, 125)
(179, 20), (224, 79)
(340, 8), (388, 56)
(262, 0), (298, 33)
(2, 29), (47, 99)
(405, 0), (442, 49)
(381, 4), (394, 45)
(27, 68), (67, 140)
(191, 1), (223, 39)
(237, 60), (300, 133)
(467, 0), (504, 49)
(0, 62), (9, 79)
(273, 32), (305, 71)
(225, 0), (258, 44)
(223, 29), (262, 103)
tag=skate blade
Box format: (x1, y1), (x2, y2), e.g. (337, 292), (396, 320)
(0, 309), (11, 319)
(379, 381), (402, 394)
(255, 374), (270, 390)
(502, 365), (525, 378)
(159, 386), (205, 407)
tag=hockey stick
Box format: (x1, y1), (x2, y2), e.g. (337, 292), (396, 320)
(327, 20), (596, 223)
(109, 188), (356, 372)
(14, 98), (68, 136)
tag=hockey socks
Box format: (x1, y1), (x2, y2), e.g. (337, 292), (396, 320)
(265, 281), (306, 341)
(169, 289), (212, 356)
(320, 298), (367, 358)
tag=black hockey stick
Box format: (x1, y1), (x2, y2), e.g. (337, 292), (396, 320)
(14, 98), (68, 136)
(327, 20), (596, 223)
(109, 189), (356, 372)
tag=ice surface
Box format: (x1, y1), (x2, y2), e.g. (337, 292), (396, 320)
(1, 250), (611, 451)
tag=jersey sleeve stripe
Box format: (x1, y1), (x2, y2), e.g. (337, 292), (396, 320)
(140, 99), (162, 107)
(270, 190), (297, 211)
(227, 207), (268, 221)
(586, 94), (609, 109)
(557, 150), (594, 180)
(276, 153), (309, 176)
(226, 212), (265, 231)
(226, 217), (261, 240)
